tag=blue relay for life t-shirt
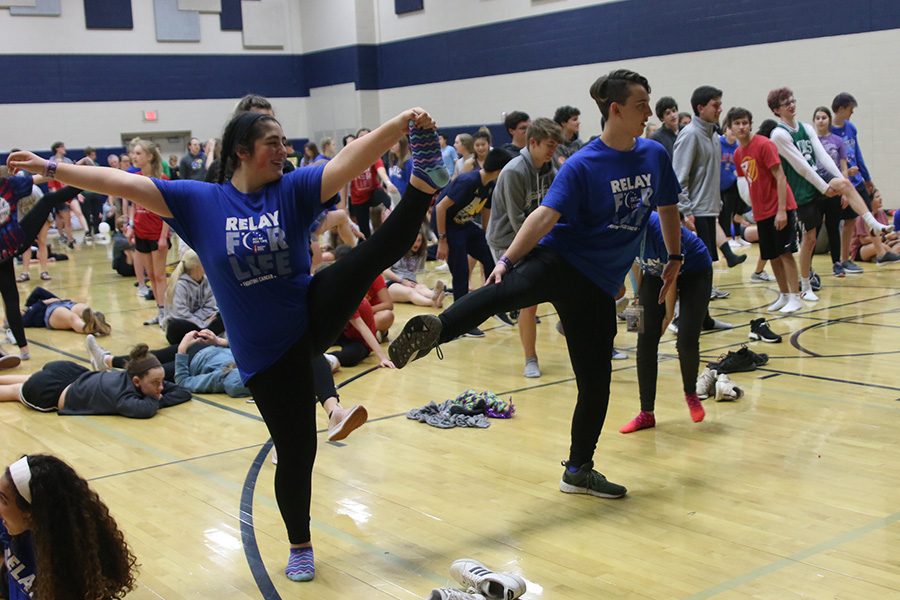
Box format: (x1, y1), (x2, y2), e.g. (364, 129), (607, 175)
(538, 137), (681, 297)
(156, 165), (331, 383)
(1, 521), (36, 600)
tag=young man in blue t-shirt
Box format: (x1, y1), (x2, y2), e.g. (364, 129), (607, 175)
(390, 69), (683, 499)
(831, 92), (875, 274)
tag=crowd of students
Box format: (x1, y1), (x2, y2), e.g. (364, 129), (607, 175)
(1, 73), (896, 597)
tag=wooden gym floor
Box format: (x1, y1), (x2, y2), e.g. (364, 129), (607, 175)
(1, 239), (898, 599)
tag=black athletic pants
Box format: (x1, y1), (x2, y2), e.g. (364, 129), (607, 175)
(165, 313), (225, 346)
(246, 184), (433, 544)
(1, 186), (82, 348)
(636, 269), (712, 413)
(436, 246), (616, 468)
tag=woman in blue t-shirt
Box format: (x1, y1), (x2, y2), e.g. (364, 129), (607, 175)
(620, 212), (712, 433)
(0, 454), (137, 600)
(7, 108), (449, 583)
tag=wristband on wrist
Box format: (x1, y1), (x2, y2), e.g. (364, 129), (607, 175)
(438, 233), (447, 240)
(498, 255), (513, 270)
(668, 253), (684, 262)
(44, 157), (58, 179)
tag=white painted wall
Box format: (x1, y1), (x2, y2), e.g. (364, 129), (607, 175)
(0, 0), (302, 54)
(1, 1), (898, 207)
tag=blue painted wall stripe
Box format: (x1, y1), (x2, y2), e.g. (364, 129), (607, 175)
(3, 0), (900, 104)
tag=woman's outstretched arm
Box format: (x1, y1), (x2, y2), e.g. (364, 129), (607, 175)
(7, 152), (172, 217)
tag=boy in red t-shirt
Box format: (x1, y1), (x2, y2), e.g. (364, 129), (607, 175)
(730, 107), (803, 314)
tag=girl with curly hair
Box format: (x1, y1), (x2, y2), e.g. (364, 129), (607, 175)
(0, 453), (138, 600)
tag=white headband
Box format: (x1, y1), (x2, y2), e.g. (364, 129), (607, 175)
(8, 456), (32, 504)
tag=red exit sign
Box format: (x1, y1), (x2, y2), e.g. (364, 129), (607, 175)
(143, 110), (158, 122)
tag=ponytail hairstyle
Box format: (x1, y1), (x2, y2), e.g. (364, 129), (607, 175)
(217, 111), (279, 184)
(5, 454), (137, 600)
(131, 138), (163, 179)
(165, 249), (204, 308)
(125, 344), (162, 378)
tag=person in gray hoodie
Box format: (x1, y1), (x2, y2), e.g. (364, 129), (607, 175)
(163, 249), (223, 344)
(673, 85), (746, 273)
(487, 117), (562, 377)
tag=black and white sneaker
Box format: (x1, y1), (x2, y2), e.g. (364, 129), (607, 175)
(388, 315), (443, 368)
(748, 318), (782, 343)
(464, 327), (485, 338)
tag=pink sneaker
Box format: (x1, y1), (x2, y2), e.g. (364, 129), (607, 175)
(619, 411), (655, 434)
(685, 393), (705, 423)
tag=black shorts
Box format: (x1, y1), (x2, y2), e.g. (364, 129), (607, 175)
(757, 210), (799, 260)
(693, 215), (718, 261)
(20, 361), (89, 411)
(841, 182), (870, 220)
(134, 236), (159, 254)
(797, 196), (826, 232)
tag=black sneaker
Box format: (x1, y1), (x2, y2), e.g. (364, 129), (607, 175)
(464, 327), (485, 338)
(709, 348), (757, 374)
(738, 344), (769, 367)
(559, 460), (627, 498)
(388, 315), (443, 368)
(495, 312), (515, 326)
(748, 318), (782, 343)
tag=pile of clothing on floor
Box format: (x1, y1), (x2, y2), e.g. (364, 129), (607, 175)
(407, 389), (515, 429)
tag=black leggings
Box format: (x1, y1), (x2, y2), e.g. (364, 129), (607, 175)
(820, 195), (843, 264)
(436, 246), (616, 467)
(1, 186), (82, 348)
(636, 269), (712, 413)
(165, 313), (225, 345)
(246, 183), (433, 544)
(81, 192), (105, 235)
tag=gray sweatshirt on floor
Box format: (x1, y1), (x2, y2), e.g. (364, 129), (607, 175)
(672, 117), (721, 217)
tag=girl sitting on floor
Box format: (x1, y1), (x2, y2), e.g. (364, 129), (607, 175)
(382, 227), (446, 307)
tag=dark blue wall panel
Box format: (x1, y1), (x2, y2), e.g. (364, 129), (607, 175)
(6, 0), (900, 104)
(219, 0), (242, 31)
(395, 0), (423, 15)
(83, 0), (133, 30)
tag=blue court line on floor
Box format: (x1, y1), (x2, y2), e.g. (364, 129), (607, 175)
(240, 441), (280, 600)
(685, 510), (900, 599)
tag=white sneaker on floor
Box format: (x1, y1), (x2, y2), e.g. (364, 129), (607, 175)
(779, 296), (803, 313)
(611, 348), (628, 360)
(429, 590), (486, 600)
(449, 558), (527, 600)
(714, 373), (744, 401)
(696, 367), (718, 400)
(324, 353), (340, 373)
(727, 239), (744, 249)
(799, 289), (819, 302)
(136, 285), (149, 297)
(435, 262), (450, 271)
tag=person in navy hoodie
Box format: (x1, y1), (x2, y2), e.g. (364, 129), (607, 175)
(389, 69), (683, 500)
(0, 454), (136, 600)
(7, 106), (449, 583)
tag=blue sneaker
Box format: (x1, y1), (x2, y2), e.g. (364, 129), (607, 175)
(841, 260), (864, 275)
(832, 262), (845, 278)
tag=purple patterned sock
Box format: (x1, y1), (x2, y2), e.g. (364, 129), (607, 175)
(285, 546), (315, 582)
(408, 122), (450, 190)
